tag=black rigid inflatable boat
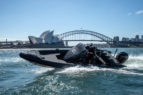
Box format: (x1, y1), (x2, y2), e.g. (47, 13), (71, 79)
(20, 49), (75, 68)
(19, 44), (129, 68)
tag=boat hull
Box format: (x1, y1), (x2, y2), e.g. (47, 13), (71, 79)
(19, 50), (125, 68)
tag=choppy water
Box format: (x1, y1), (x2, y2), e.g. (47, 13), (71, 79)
(0, 48), (143, 95)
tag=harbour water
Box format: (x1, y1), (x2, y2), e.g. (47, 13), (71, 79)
(0, 48), (143, 95)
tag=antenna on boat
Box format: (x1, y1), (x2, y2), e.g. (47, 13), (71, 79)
(114, 48), (118, 57)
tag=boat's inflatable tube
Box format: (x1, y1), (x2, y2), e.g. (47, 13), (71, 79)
(100, 51), (120, 66)
(19, 52), (75, 68)
(116, 52), (128, 64)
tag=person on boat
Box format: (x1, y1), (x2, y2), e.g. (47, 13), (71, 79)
(86, 43), (96, 64)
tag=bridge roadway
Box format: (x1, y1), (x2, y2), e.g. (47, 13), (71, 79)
(63, 40), (113, 42)
(60, 30), (113, 45)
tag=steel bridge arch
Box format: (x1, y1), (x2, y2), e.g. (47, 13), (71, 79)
(59, 30), (113, 44)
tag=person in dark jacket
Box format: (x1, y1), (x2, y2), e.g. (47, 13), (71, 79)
(86, 43), (95, 64)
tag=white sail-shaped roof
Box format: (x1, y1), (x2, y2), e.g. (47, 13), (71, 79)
(28, 30), (63, 44)
(52, 35), (62, 43)
(28, 36), (43, 44)
(40, 30), (50, 38)
(40, 30), (53, 44)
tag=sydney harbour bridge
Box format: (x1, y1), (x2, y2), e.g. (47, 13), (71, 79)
(0, 30), (114, 48)
(59, 30), (113, 46)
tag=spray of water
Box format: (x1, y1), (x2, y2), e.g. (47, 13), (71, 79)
(0, 57), (25, 63)
(26, 54), (143, 76)
(30, 67), (55, 74)
(57, 55), (143, 76)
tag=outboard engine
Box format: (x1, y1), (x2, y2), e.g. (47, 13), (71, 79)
(116, 52), (128, 64)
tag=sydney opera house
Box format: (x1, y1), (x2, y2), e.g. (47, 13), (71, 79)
(28, 30), (65, 48)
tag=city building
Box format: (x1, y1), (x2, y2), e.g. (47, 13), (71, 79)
(141, 35), (143, 39)
(130, 38), (135, 42)
(113, 36), (119, 42)
(122, 37), (130, 42)
(141, 35), (143, 42)
(135, 35), (139, 42)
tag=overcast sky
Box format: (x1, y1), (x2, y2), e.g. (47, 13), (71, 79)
(0, 0), (143, 41)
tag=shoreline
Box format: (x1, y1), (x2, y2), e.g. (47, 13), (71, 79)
(0, 47), (143, 50)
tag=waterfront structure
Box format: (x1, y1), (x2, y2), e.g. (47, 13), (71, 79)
(1, 29), (143, 48)
(28, 30), (63, 44)
(113, 36), (120, 46)
(135, 35), (139, 42)
(113, 36), (119, 42)
(52, 35), (62, 43)
(141, 35), (143, 39)
(120, 35), (143, 42)
(130, 38), (135, 42)
(40, 30), (53, 44)
(1, 29), (114, 48)
(141, 35), (143, 42)
(60, 30), (113, 46)
(122, 37), (130, 42)
(28, 36), (43, 44)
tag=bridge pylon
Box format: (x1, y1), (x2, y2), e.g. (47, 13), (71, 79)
(65, 41), (68, 46)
